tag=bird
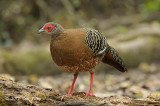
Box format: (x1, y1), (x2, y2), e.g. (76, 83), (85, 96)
(38, 22), (127, 99)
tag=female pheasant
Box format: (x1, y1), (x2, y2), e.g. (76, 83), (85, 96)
(38, 22), (127, 99)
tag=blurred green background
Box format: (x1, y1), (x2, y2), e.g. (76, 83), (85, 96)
(0, 0), (160, 98)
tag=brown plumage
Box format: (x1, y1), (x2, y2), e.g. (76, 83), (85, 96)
(38, 22), (127, 99)
(50, 29), (100, 73)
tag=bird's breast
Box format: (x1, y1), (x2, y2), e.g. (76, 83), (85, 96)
(50, 29), (99, 73)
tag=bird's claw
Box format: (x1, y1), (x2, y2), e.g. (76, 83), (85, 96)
(61, 93), (72, 100)
(83, 90), (95, 98)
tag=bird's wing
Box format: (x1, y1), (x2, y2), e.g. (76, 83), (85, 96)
(84, 28), (127, 72)
(102, 46), (127, 72)
(84, 28), (108, 56)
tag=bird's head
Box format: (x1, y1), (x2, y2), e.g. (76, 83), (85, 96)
(38, 22), (63, 36)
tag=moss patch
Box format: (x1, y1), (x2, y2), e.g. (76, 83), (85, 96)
(0, 91), (7, 106)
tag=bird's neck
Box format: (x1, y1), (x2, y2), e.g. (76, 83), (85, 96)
(51, 25), (64, 40)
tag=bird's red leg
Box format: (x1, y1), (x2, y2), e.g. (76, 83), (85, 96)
(61, 73), (78, 99)
(84, 73), (95, 98)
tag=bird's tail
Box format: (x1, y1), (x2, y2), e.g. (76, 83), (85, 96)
(102, 46), (127, 72)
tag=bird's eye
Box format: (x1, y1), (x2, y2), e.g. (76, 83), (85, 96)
(43, 24), (54, 32)
(47, 26), (51, 29)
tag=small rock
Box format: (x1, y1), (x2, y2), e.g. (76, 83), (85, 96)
(139, 62), (150, 72)
(120, 81), (132, 88)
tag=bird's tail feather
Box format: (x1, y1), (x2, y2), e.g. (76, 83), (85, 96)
(102, 46), (127, 72)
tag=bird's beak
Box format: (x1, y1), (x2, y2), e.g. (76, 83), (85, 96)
(38, 29), (45, 34)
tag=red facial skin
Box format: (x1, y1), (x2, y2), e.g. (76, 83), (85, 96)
(43, 24), (55, 32)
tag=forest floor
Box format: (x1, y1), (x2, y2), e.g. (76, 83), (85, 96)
(38, 65), (160, 99)
(1, 62), (160, 105)
(0, 68), (160, 105)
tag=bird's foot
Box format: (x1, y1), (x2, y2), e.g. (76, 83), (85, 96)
(83, 90), (95, 98)
(61, 93), (72, 100)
